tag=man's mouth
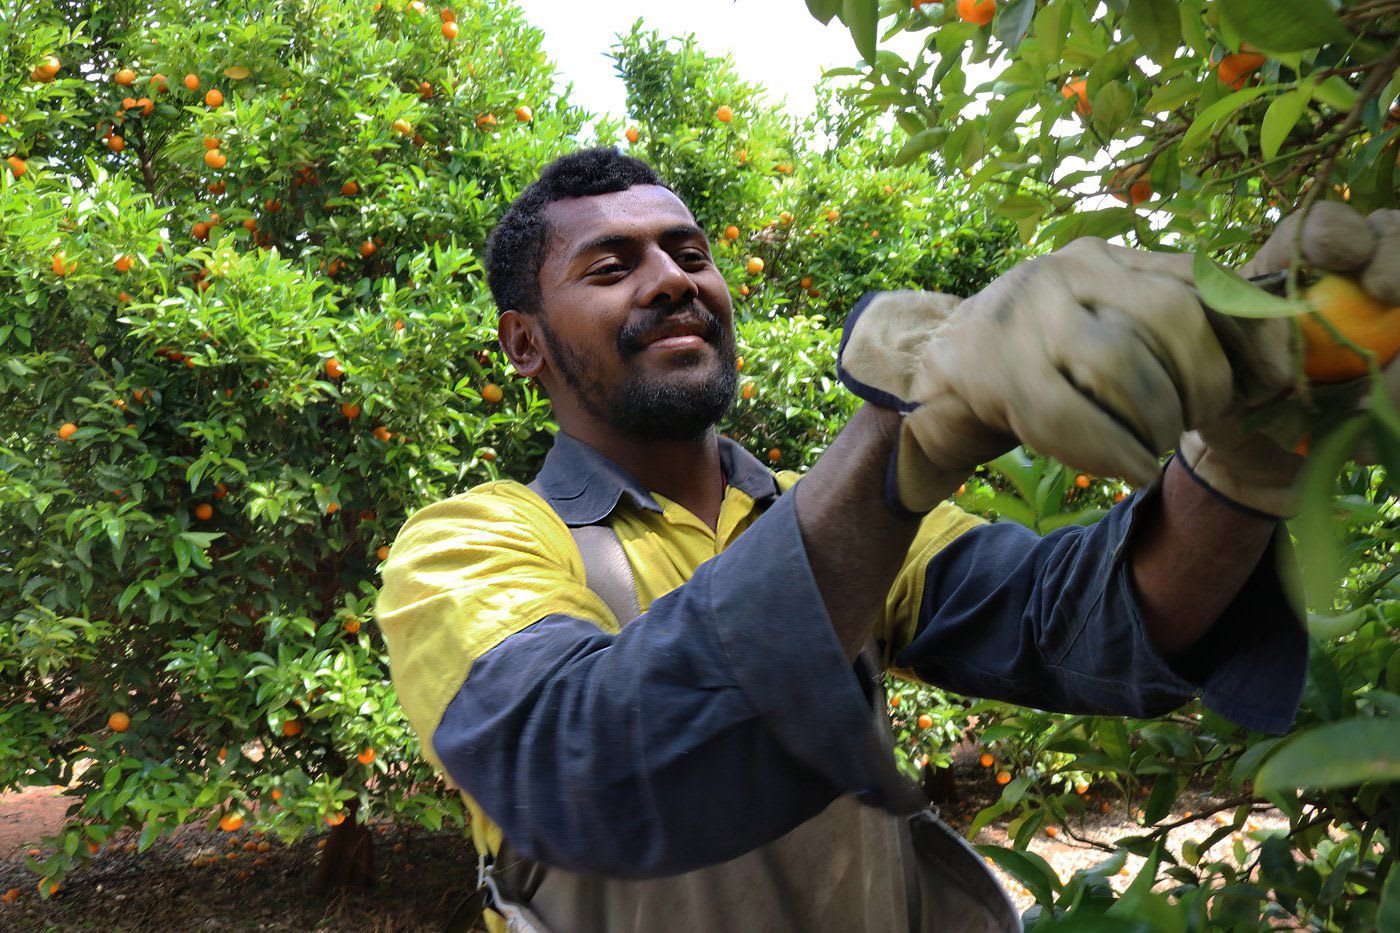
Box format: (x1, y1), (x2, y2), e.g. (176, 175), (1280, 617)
(622, 310), (719, 355)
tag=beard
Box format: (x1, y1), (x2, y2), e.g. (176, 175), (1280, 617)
(539, 304), (738, 441)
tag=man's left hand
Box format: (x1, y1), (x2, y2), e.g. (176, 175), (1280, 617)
(1179, 202), (1400, 518)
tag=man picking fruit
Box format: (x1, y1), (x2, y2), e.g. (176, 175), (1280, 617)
(375, 148), (1397, 932)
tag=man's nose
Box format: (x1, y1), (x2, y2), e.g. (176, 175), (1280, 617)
(641, 248), (697, 307)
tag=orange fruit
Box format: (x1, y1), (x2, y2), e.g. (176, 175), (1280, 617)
(326, 812), (346, 827)
(219, 812), (244, 832)
(746, 257), (764, 275)
(956, 0), (996, 26)
(282, 719), (302, 737)
(108, 711), (131, 732)
(724, 225), (740, 240)
(194, 503), (213, 520)
(888, 693), (900, 707)
(392, 118), (412, 135)
(343, 617), (361, 635)
(115, 68), (136, 86)
(114, 254), (132, 273)
(150, 73), (167, 93)
(203, 137), (221, 150)
(52, 251), (73, 275)
(1217, 52), (1266, 91)
(1061, 79), (1090, 116)
(242, 217), (256, 232)
(325, 357), (345, 378)
(476, 112), (497, 130)
(326, 502), (340, 514)
(340, 180), (359, 196)
(1076, 783), (1090, 794)
(214, 482), (228, 499)
(121, 96), (137, 111)
(372, 425), (392, 442)
(357, 748), (376, 765)
(2, 888), (18, 904)
(1108, 169), (1152, 206)
(265, 198), (281, 212)
(137, 97), (154, 115)
(979, 752), (994, 767)
(418, 81), (433, 98)
(183, 73), (200, 91)
(800, 276), (814, 290)
(916, 714), (934, 729)
(442, 20), (459, 39)
(715, 104), (734, 123)
(480, 447), (497, 461)
(107, 134), (125, 152)
(340, 402), (362, 419)
(778, 211), (793, 226)
(826, 209), (839, 223)
(767, 447), (781, 462)
(203, 148), (226, 169)
(441, 7), (455, 21)
(625, 126), (639, 144)
(741, 382), (756, 400)
(376, 545), (391, 561)
(996, 771), (1012, 785)
(1045, 825), (1060, 838)
(515, 105), (533, 123)
(36, 880), (58, 897)
(1074, 474), (1090, 488)
(482, 382), (504, 404)
(1300, 275), (1400, 382)
(204, 88), (223, 108)
(407, 0), (427, 14)
(5, 155), (26, 177)
(359, 239), (376, 258)
(739, 284), (750, 297)
(192, 221), (210, 241)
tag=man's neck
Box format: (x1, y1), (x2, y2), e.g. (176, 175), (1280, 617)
(565, 421), (726, 531)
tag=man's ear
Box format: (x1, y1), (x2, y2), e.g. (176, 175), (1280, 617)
(498, 309), (545, 378)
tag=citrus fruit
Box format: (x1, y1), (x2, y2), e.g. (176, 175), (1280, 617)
(108, 711), (131, 732)
(916, 714), (934, 729)
(194, 503), (213, 520)
(183, 73), (200, 91)
(357, 748), (376, 765)
(340, 402), (362, 419)
(325, 357), (344, 378)
(482, 382), (504, 404)
(957, 0), (996, 26)
(979, 752), (994, 767)
(715, 104), (733, 123)
(996, 770), (1012, 785)
(515, 105), (532, 123)
(282, 719), (302, 737)
(115, 68), (136, 86)
(204, 88), (223, 107)
(1061, 79), (1090, 116)
(203, 148), (226, 169)
(4, 156), (25, 177)
(1217, 52), (1266, 90)
(625, 126), (639, 144)
(746, 257), (764, 275)
(219, 812), (244, 832)
(1300, 275), (1400, 382)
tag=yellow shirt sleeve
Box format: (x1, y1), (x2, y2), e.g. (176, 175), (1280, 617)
(373, 480), (616, 774)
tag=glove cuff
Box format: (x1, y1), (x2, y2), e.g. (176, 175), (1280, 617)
(1176, 431), (1296, 520)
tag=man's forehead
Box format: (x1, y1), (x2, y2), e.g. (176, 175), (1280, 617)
(543, 185), (697, 252)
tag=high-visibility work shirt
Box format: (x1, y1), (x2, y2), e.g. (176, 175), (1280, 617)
(375, 432), (1306, 889)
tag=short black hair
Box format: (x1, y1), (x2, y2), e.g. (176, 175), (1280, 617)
(485, 147), (671, 315)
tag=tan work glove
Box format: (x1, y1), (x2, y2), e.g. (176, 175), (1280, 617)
(1179, 203), (1400, 517)
(839, 239), (1236, 514)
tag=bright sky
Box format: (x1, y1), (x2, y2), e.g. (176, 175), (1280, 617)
(513, 0), (876, 122)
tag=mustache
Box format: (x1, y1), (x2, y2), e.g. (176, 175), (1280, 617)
(617, 303), (723, 356)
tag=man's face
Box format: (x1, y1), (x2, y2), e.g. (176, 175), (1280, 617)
(532, 185), (737, 441)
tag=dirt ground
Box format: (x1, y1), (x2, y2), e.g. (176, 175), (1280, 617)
(0, 762), (1281, 931)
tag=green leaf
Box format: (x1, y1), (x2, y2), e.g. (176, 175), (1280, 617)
(975, 844), (1061, 906)
(1260, 86), (1311, 161)
(1380, 863), (1400, 933)
(1124, 0), (1182, 65)
(805, 0), (842, 24)
(893, 127), (947, 167)
(841, 0), (879, 61)
(1289, 415), (1368, 610)
(1191, 253), (1310, 318)
(993, 0), (1035, 52)
(1255, 717), (1400, 793)
(1182, 84), (1279, 153)
(1146, 77), (1202, 113)
(1091, 81), (1134, 137)
(1142, 775), (1181, 825)
(994, 193), (1045, 221)
(1218, 0), (1352, 53)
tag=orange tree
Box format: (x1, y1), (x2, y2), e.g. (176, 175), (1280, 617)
(0, 0), (1019, 901)
(808, 0), (1400, 927)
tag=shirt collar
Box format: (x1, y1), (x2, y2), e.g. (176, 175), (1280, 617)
(530, 430), (782, 526)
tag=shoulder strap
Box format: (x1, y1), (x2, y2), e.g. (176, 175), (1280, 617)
(528, 480), (642, 625)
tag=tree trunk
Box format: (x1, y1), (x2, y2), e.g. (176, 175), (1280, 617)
(311, 799), (376, 894)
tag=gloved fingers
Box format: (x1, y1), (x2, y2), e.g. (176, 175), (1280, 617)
(1242, 201), (1377, 278)
(1067, 269), (1237, 429)
(1004, 381), (1164, 486)
(1198, 310), (1296, 400)
(1056, 320), (1188, 454)
(1361, 209), (1400, 307)
(1091, 239), (1196, 286)
(837, 290), (959, 410)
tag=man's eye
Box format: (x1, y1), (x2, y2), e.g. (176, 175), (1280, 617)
(591, 263), (627, 277)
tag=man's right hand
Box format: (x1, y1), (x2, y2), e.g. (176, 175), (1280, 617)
(840, 239), (1235, 513)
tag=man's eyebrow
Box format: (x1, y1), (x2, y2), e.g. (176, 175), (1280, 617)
(567, 225), (708, 264)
